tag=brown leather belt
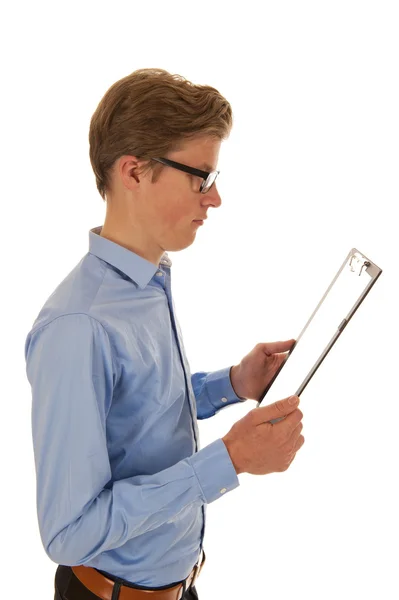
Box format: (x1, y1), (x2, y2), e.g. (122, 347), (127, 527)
(71, 549), (206, 600)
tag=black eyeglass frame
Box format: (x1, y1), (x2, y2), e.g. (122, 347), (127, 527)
(151, 157), (220, 194)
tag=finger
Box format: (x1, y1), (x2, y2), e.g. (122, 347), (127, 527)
(263, 340), (295, 355)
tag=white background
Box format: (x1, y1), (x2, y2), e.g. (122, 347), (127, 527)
(2, 1), (398, 598)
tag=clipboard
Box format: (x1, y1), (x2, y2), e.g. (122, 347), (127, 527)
(257, 248), (383, 422)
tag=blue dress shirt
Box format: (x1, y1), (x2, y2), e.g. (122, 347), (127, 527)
(24, 225), (244, 587)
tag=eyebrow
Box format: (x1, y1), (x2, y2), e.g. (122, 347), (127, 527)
(199, 162), (215, 172)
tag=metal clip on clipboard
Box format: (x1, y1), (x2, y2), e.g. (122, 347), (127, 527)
(349, 252), (371, 277)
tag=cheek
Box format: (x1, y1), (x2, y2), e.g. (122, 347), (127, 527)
(164, 202), (191, 227)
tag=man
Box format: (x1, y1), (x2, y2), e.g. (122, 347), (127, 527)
(24, 71), (304, 600)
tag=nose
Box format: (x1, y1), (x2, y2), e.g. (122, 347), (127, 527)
(207, 183), (222, 208)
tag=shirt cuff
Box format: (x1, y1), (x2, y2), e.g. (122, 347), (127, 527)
(189, 438), (240, 503)
(205, 366), (246, 411)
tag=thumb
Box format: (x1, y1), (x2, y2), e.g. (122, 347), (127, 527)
(256, 395), (300, 424)
(262, 339), (296, 356)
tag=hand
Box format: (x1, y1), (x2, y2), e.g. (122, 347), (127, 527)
(222, 395), (304, 475)
(230, 339), (296, 401)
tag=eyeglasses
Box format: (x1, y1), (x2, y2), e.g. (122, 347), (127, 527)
(151, 157), (220, 194)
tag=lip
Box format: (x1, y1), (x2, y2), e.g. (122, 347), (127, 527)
(193, 220), (204, 225)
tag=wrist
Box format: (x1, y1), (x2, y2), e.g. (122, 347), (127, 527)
(222, 435), (243, 475)
(230, 365), (246, 400)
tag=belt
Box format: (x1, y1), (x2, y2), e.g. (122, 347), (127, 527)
(71, 549), (206, 600)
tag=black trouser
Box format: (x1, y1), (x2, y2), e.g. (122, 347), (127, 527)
(54, 564), (200, 600)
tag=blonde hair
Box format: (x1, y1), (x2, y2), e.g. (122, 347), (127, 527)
(88, 68), (234, 201)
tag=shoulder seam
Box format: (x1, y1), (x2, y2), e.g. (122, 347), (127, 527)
(30, 313), (118, 383)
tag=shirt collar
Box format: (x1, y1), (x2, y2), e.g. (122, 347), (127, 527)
(88, 225), (172, 290)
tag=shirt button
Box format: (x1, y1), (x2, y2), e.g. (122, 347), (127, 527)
(221, 397), (227, 403)
(156, 271), (163, 277)
(220, 488), (227, 494)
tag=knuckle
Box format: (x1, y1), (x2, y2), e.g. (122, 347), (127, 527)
(248, 409), (257, 423)
(274, 400), (286, 414)
(283, 451), (293, 468)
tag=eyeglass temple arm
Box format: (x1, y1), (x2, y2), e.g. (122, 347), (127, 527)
(153, 158), (212, 179)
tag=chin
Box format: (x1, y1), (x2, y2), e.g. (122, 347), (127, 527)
(161, 227), (198, 252)
(167, 241), (194, 252)
(167, 234), (196, 252)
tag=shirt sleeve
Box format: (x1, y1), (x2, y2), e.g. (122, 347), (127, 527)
(24, 313), (239, 567)
(191, 367), (247, 420)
